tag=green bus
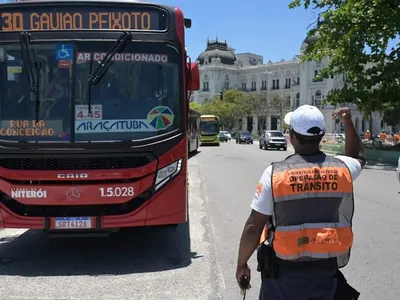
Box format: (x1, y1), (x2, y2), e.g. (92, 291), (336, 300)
(200, 115), (220, 146)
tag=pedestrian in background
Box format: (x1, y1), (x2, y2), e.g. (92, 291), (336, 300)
(236, 105), (364, 300)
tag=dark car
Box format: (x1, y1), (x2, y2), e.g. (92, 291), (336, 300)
(236, 131), (253, 144)
(259, 130), (287, 150)
(219, 131), (228, 142)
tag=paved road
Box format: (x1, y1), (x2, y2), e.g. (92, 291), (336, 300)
(198, 140), (400, 300)
(0, 141), (399, 299)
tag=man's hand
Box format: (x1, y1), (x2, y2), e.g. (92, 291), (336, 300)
(236, 263), (251, 290)
(332, 107), (352, 124)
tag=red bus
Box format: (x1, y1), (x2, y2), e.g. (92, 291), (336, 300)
(0, 0), (200, 232)
(188, 108), (201, 153)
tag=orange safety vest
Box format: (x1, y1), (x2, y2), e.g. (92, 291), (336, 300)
(260, 224), (272, 245)
(270, 153), (354, 268)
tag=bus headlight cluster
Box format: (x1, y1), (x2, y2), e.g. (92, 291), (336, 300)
(155, 159), (182, 190)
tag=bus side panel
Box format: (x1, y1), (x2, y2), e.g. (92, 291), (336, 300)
(201, 134), (220, 145)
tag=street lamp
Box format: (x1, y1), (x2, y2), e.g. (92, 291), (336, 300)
(263, 70), (272, 130)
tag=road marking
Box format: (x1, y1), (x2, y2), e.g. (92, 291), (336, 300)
(0, 228), (28, 244)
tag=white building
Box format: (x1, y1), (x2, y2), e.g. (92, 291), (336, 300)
(191, 38), (388, 135)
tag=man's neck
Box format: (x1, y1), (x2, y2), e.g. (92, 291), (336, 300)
(294, 146), (321, 155)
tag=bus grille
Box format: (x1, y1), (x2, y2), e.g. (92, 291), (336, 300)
(0, 156), (150, 170)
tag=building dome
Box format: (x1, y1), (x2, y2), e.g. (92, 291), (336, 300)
(300, 31), (320, 54)
(197, 39), (236, 65)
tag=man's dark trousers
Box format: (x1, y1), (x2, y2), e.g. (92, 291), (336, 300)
(259, 265), (337, 300)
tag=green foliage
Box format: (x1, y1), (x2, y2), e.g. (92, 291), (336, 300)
(383, 103), (400, 127)
(197, 90), (250, 130)
(289, 0), (400, 113)
(192, 90), (284, 131)
(189, 102), (202, 112)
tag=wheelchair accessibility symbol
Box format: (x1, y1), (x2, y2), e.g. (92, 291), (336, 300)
(56, 44), (73, 61)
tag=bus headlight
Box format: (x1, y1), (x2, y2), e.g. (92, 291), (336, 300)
(155, 159), (182, 190)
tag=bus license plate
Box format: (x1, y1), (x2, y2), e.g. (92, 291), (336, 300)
(55, 217), (92, 229)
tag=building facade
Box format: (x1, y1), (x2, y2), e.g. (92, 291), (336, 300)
(191, 38), (388, 135)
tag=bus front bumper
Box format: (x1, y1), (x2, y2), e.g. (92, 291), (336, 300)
(0, 173), (187, 230)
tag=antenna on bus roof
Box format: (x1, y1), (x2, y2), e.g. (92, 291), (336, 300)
(184, 18), (192, 29)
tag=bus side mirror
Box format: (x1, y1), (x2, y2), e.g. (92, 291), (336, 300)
(188, 62), (200, 91)
(184, 18), (192, 29)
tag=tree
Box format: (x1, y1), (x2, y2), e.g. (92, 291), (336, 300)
(189, 102), (203, 112)
(289, 0), (400, 113)
(383, 103), (400, 131)
(249, 92), (284, 131)
(190, 90), (251, 130)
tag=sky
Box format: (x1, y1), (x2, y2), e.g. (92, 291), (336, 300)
(154, 0), (317, 62)
(0, 0), (323, 62)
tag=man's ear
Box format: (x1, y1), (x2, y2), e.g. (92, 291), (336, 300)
(288, 128), (294, 138)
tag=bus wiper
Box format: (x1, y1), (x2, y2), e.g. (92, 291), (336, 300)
(19, 32), (41, 122)
(87, 31), (132, 113)
(19, 32), (40, 121)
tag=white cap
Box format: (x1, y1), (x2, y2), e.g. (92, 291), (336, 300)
(284, 105), (325, 136)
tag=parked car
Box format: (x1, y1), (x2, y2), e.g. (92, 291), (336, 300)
(259, 130), (287, 150)
(219, 131), (229, 142)
(220, 130), (231, 140)
(236, 131), (253, 144)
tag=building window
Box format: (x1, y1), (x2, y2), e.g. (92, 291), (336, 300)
(224, 75), (229, 90)
(203, 81), (209, 91)
(295, 93), (300, 108)
(224, 81), (229, 90)
(251, 81), (257, 91)
(313, 70), (322, 82)
(241, 82), (247, 91)
(285, 78), (291, 89)
(297, 77), (300, 85)
(276, 79), (280, 89)
(261, 80), (267, 90)
(314, 90), (322, 107)
(272, 80), (276, 90)
(203, 75), (209, 91)
(284, 96), (290, 108)
(355, 118), (359, 132)
(362, 118), (365, 132)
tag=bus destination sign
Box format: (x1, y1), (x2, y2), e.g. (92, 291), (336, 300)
(201, 117), (218, 122)
(0, 6), (167, 32)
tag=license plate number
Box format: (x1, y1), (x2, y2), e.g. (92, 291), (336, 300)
(55, 217), (92, 229)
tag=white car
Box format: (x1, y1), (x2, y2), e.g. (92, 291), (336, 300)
(220, 131), (231, 140)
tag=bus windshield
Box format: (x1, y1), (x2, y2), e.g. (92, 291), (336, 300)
(0, 41), (181, 143)
(200, 121), (219, 136)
